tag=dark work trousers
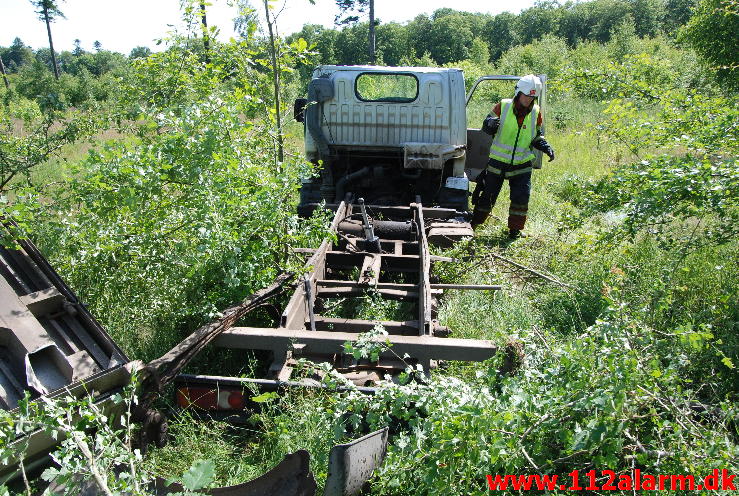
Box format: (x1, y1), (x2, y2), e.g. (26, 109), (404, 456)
(471, 160), (532, 231)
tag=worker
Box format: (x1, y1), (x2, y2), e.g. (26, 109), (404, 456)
(470, 74), (555, 238)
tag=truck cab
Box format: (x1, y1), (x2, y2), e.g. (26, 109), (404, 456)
(295, 65), (547, 215)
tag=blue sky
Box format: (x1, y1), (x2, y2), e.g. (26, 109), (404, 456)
(1, 0), (537, 54)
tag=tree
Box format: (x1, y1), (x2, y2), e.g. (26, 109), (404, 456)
(334, 23), (371, 64)
(90, 49), (126, 76)
(407, 14), (433, 61)
(663, 0), (698, 31)
(233, 0), (259, 38)
(484, 12), (517, 61)
(681, 0), (739, 85)
(93, 40), (102, 52)
(589, 0), (632, 42)
(335, 0), (376, 64)
(129, 46), (152, 59)
(608, 15), (637, 61)
(262, 0), (284, 163)
(2, 38), (35, 72)
(35, 47), (56, 72)
(375, 22), (409, 66)
(515, 2), (562, 45)
(428, 14), (473, 64)
(628, 0), (664, 37)
(557, 1), (597, 46)
(469, 37), (490, 65)
(200, 1), (210, 64)
(29, 0), (65, 80)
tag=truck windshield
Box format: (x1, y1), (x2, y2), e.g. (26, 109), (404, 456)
(355, 73), (418, 103)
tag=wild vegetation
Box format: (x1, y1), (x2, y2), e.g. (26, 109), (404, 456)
(0, 0), (737, 493)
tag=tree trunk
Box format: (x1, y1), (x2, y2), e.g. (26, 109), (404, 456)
(200, 2), (210, 64)
(43, 5), (60, 80)
(368, 0), (376, 64)
(0, 56), (9, 90)
(262, 0), (284, 166)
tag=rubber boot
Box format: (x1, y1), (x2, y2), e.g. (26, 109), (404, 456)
(470, 208), (490, 229)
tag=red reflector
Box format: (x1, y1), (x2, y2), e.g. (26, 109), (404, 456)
(177, 387), (218, 410)
(227, 391), (245, 409)
(176, 386), (246, 411)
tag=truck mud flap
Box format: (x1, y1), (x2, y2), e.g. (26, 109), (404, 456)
(155, 450), (317, 495)
(325, 428), (389, 496)
(154, 428), (389, 496)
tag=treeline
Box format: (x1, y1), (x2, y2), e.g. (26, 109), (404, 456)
(287, 0), (698, 67)
(0, 37), (150, 107)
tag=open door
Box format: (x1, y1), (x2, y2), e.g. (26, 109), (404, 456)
(464, 75), (548, 180)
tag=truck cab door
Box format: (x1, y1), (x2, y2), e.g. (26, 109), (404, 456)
(464, 75), (547, 180)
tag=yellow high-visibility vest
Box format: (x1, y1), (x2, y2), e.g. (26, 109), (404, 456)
(488, 98), (539, 167)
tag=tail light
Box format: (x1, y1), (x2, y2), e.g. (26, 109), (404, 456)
(176, 386), (246, 411)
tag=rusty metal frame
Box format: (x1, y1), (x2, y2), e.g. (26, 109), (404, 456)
(209, 198), (498, 382)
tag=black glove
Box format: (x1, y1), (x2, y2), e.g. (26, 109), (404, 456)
(471, 170), (486, 206)
(532, 135), (555, 162)
(481, 115), (500, 136)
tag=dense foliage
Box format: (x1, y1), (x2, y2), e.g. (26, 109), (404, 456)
(0, 0), (737, 493)
(682, 0), (739, 86)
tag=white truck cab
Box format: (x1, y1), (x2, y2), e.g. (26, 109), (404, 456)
(295, 65), (546, 214)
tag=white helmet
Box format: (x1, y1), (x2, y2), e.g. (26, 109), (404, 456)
(515, 74), (542, 98)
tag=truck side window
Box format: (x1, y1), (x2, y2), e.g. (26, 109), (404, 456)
(355, 73), (418, 103)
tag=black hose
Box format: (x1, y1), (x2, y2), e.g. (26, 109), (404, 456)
(334, 167), (371, 202)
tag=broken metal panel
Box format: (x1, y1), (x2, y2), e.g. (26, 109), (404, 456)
(0, 227), (133, 482)
(0, 234), (128, 410)
(0, 362), (135, 483)
(324, 427), (389, 496)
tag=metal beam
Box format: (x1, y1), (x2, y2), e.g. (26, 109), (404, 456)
(310, 317), (419, 335)
(215, 327), (498, 363)
(280, 201), (350, 329)
(413, 202), (432, 335)
(316, 286), (419, 300)
(175, 373), (378, 395)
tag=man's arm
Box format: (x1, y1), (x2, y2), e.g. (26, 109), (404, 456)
(531, 132), (555, 161)
(481, 102), (503, 136)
